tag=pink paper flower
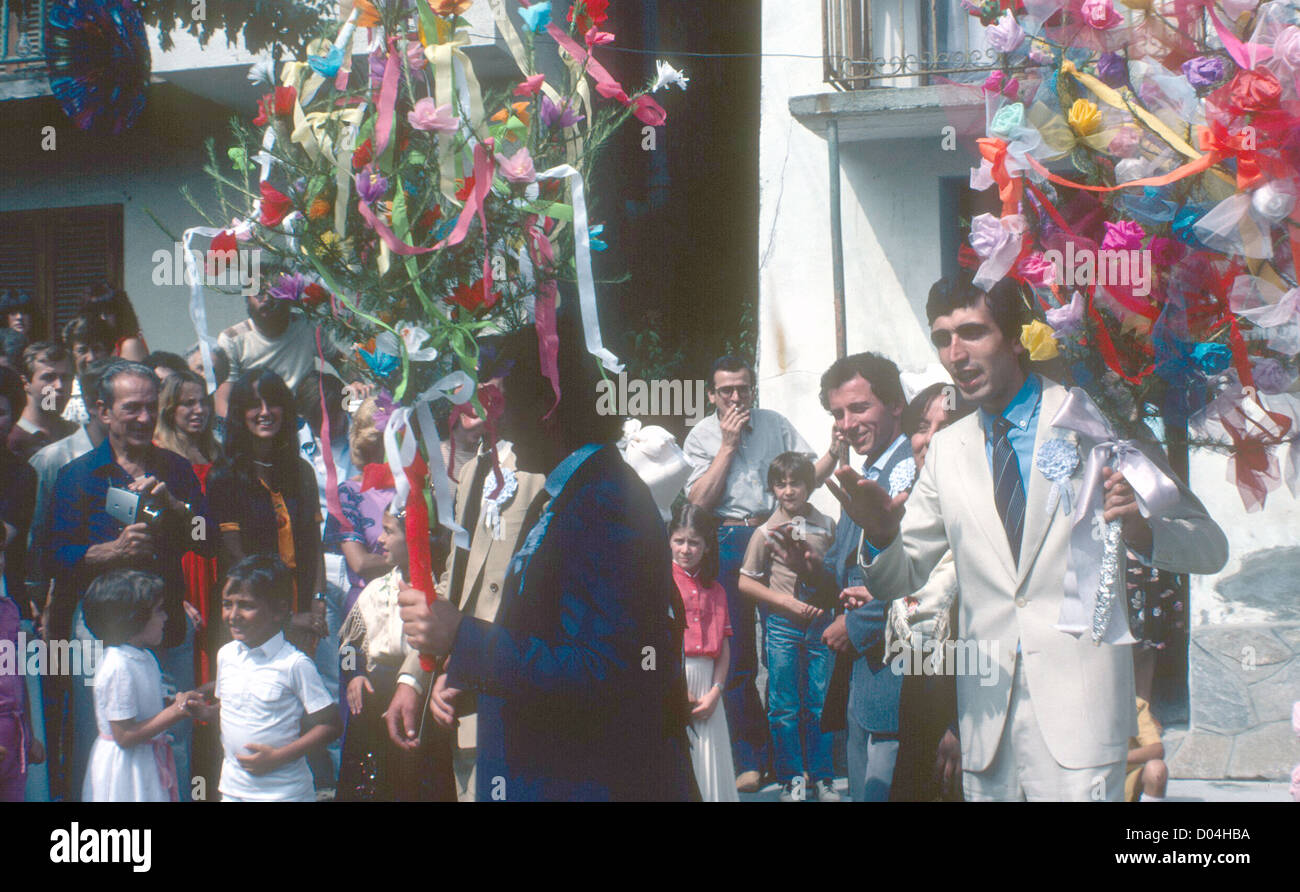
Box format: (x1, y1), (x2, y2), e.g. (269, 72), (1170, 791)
(497, 147), (537, 184)
(407, 41), (428, 71)
(514, 73), (546, 96)
(1017, 252), (1057, 286)
(1081, 0), (1123, 30)
(1274, 26), (1300, 71)
(1108, 126), (1141, 158)
(1101, 219), (1145, 251)
(407, 98), (459, 133)
(585, 27), (615, 47)
(985, 10), (1025, 54)
(631, 94), (667, 126)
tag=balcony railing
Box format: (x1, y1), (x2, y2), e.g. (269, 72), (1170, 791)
(823, 0), (1002, 90)
(2, 0), (46, 76)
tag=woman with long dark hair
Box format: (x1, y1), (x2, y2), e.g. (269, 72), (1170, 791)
(82, 283), (146, 362)
(207, 370), (326, 654)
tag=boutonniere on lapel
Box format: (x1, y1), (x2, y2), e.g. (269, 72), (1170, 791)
(1035, 433), (1080, 516)
(481, 466), (519, 541)
(887, 460), (916, 498)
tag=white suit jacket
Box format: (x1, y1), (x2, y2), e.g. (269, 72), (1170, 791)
(862, 379), (1227, 771)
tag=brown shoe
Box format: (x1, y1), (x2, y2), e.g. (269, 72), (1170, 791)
(736, 770), (762, 793)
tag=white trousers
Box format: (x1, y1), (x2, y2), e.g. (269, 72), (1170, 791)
(963, 658), (1125, 802)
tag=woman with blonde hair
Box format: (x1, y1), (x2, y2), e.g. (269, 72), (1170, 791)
(324, 393), (397, 618)
(153, 369), (220, 685)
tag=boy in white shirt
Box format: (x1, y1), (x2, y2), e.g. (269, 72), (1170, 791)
(191, 555), (340, 801)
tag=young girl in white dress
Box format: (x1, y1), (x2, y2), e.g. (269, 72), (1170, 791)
(669, 504), (739, 802)
(82, 570), (200, 802)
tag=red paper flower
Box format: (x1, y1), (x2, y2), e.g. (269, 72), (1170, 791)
(1225, 69), (1282, 114)
(302, 282), (330, 308)
(415, 207), (442, 232)
(206, 230), (238, 277)
(567, 0), (610, 35)
(259, 182), (293, 227)
(455, 175), (476, 202)
(595, 79), (629, 104)
(446, 279), (502, 314)
(254, 86), (297, 126)
(352, 138), (373, 170)
(630, 94), (667, 126)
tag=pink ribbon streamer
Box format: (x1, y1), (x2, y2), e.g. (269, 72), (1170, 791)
(373, 39), (402, 159)
(315, 325), (351, 535)
(526, 216), (562, 417)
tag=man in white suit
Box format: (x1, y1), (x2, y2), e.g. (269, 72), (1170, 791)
(829, 274), (1228, 801)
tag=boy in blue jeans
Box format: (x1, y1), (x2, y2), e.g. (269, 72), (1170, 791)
(738, 452), (838, 801)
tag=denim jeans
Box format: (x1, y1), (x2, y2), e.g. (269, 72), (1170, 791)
(847, 722), (899, 802)
(717, 524), (769, 776)
(764, 611), (834, 782)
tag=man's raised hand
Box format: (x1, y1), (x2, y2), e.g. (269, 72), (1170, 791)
(825, 466), (906, 549)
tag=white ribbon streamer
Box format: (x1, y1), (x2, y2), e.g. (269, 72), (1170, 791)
(384, 401), (469, 551)
(537, 164), (625, 373)
(181, 226), (227, 394)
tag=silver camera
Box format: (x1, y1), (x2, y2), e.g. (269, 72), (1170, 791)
(105, 486), (167, 529)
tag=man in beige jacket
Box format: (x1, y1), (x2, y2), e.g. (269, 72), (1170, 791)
(831, 275), (1228, 801)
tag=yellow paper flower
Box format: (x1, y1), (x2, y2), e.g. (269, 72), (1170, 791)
(1021, 320), (1060, 361)
(1067, 99), (1102, 136)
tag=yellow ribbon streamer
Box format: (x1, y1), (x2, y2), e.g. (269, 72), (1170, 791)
(1060, 59), (1234, 188)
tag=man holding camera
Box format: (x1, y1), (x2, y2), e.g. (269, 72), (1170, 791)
(48, 361), (213, 800)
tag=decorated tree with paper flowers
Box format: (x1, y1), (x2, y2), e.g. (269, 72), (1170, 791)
(172, 0), (684, 662)
(959, 0), (1300, 512)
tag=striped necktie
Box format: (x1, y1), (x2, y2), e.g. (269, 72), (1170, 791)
(990, 415), (1026, 565)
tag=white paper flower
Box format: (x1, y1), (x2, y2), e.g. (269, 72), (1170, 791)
(397, 323), (439, 362)
(247, 57), (276, 86)
(652, 60), (689, 93)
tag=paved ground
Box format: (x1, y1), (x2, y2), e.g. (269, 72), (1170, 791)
(739, 777), (1291, 802)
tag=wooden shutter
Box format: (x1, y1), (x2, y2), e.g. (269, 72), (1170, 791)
(0, 205), (123, 341)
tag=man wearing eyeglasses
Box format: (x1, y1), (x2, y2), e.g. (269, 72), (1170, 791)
(683, 356), (836, 793)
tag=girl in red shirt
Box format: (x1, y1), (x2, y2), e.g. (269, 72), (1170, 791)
(669, 504), (738, 802)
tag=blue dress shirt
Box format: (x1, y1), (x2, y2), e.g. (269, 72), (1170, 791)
(979, 373), (1042, 488)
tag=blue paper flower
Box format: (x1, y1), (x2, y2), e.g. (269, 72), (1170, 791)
(589, 224), (607, 251)
(1122, 187), (1178, 226)
(1191, 342), (1232, 374)
(518, 1), (551, 32)
(359, 342), (400, 377)
(1171, 205), (1209, 248)
(308, 46), (344, 78)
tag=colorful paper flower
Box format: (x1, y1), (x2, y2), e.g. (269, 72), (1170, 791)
(652, 60), (690, 93)
(982, 70), (1019, 99)
(247, 58), (275, 86)
(1250, 182), (1297, 224)
(567, 0), (609, 34)
(631, 94), (668, 126)
(1192, 342), (1232, 373)
(1080, 0), (1123, 30)
(518, 0), (552, 32)
(302, 283), (330, 308)
(446, 279), (502, 314)
(253, 86), (296, 126)
(498, 148), (537, 184)
(206, 230), (238, 277)
(514, 73), (545, 96)
(1045, 290), (1086, 336)
(1101, 219), (1145, 251)
(355, 166), (389, 204)
(1017, 253), (1057, 286)
(308, 46), (345, 78)
(985, 10), (1025, 54)
(589, 224), (607, 251)
(398, 323), (439, 362)
(1021, 320), (1060, 361)
(308, 197), (332, 220)
(989, 101), (1024, 136)
(259, 182), (293, 227)
(1096, 52), (1127, 87)
(429, 0), (473, 15)
(408, 98), (459, 132)
(268, 272), (307, 302)
(1067, 99), (1102, 136)
(358, 335), (400, 377)
(540, 95), (584, 129)
(585, 27), (615, 47)
(354, 0), (381, 28)
(1182, 56), (1226, 89)
(352, 138), (373, 170)
(1225, 69), (1282, 114)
